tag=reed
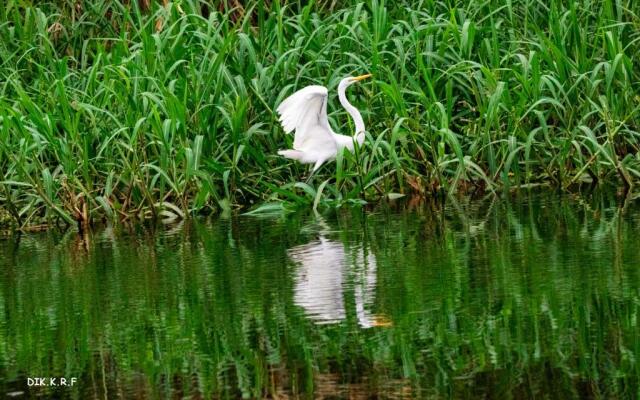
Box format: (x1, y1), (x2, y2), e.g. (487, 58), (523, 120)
(1, 0), (639, 228)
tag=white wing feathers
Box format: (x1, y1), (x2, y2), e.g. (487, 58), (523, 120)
(276, 85), (333, 149)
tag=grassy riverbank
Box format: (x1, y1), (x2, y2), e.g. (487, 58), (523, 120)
(1, 0), (639, 228)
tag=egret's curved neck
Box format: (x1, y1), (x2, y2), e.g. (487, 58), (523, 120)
(338, 84), (365, 145)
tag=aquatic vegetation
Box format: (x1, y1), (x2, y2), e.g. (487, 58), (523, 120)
(1, 0), (639, 228)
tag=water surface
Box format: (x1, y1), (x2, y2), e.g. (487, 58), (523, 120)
(1, 192), (639, 398)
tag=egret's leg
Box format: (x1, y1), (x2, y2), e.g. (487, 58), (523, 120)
(305, 166), (316, 183)
(312, 159), (324, 173)
(305, 160), (324, 183)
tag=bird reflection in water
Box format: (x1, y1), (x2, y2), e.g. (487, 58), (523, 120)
(288, 221), (391, 328)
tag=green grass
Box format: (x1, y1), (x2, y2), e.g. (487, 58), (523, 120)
(1, 0), (640, 228)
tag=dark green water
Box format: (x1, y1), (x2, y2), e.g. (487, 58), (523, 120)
(1, 192), (640, 399)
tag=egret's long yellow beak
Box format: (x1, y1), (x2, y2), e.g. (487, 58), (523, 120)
(352, 73), (372, 82)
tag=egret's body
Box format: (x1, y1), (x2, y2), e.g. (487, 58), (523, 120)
(276, 75), (371, 172)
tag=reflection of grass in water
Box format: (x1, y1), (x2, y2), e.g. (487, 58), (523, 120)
(0, 192), (639, 398)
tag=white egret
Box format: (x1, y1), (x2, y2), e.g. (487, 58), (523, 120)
(276, 74), (372, 173)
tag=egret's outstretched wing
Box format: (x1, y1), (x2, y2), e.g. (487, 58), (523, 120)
(276, 85), (332, 149)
